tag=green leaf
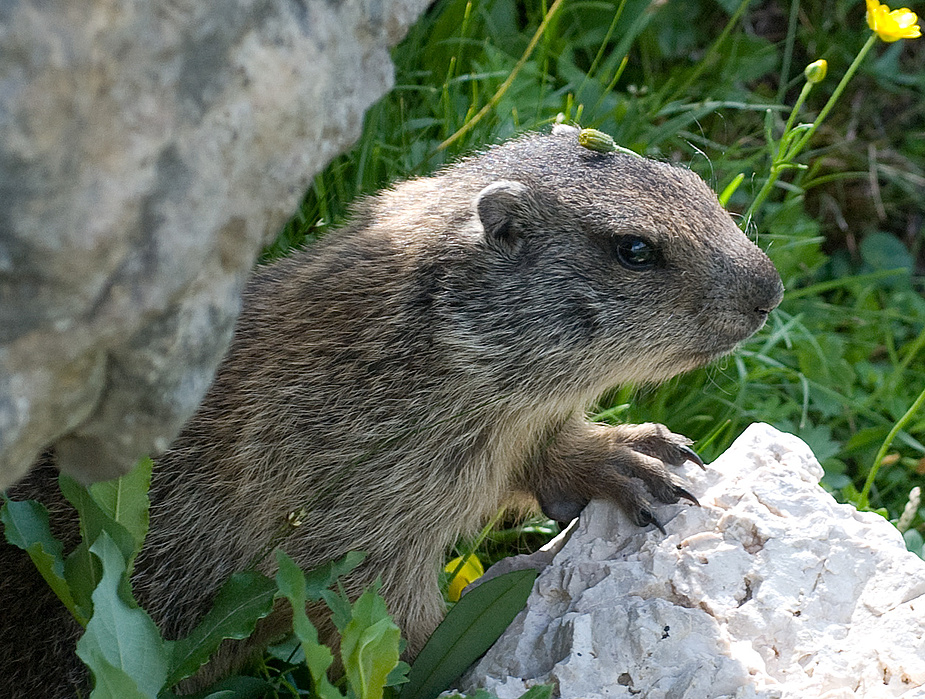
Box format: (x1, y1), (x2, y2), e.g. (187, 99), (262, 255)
(385, 661), (411, 688)
(79, 648), (150, 699)
(717, 172), (744, 207)
(399, 569), (537, 699)
(903, 529), (924, 559)
(860, 231), (913, 272)
(275, 550), (343, 699)
(781, 122), (813, 160)
(1, 498), (83, 623)
(342, 586), (402, 699)
(175, 675), (277, 699)
(75, 532), (168, 699)
(517, 686), (555, 699)
(166, 570), (277, 686)
(59, 474), (139, 571)
(266, 636), (305, 664)
(304, 550), (366, 600)
(60, 474), (138, 615)
(86, 457), (153, 551)
(65, 540), (101, 622)
(322, 587), (354, 632)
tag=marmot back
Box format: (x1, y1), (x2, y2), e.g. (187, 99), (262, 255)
(0, 126), (783, 696)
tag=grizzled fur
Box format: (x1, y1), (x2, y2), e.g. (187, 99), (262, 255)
(1, 126), (783, 696)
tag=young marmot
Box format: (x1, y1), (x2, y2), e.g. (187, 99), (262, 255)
(1, 126), (783, 695)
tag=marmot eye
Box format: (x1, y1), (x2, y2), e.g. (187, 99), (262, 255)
(613, 235), (660, 270)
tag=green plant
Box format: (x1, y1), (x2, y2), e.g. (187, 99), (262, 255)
(2, 459), (544, 698)
(1, 460), (396, 698)
(399, 569), (540, 699)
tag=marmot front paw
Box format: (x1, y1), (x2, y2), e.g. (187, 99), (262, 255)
(605, 423), (703, 532)
(536, 422), (703, 532)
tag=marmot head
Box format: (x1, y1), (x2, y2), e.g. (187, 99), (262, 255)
(413, 126), (783, 396)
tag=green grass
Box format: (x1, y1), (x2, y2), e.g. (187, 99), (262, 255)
(273, 0), (925, 540)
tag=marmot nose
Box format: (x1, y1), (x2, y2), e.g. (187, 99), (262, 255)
(709, 244), (784, 344)
(755, 276), (784, 316)
(740, 254), (784, 332)
(751, 258), (784, 316)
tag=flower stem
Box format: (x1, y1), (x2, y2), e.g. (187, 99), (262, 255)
(782, 81), (813, 140)
(859, 384), (925, 509)
(743, 33), (878, 228)
(742, 83), (811, 226)
(790, 34), (878, 155)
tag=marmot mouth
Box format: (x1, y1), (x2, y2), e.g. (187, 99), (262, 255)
(682, 337), (747, 369)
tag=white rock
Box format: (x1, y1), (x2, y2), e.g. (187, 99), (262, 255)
(460, 423), (925, 699)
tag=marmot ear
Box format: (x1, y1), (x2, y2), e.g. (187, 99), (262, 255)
(474, 180), (531, 253)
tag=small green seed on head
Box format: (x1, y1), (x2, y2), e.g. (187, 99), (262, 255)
(578, 128), (641, 158)
(578, 128), (616, 153)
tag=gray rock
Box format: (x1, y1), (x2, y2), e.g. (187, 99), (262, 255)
(0, 0), (430, 487)
(460, 423), (925, 699)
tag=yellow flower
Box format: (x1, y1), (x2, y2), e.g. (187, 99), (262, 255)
(444, 554), (484, 602)
(866, 0), (921, 42)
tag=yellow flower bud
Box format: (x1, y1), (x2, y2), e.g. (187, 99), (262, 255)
(578, 128), (617, 153)
(866, 0), (921, 42)
(803, 59), (828, 84)
(577, 128), (641, 158)
(444, 554), (484, 602)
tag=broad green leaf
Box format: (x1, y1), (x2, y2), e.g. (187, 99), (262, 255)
(266, 636), (306, 664)
(75, 532), (168, 699)
(79, 648), (149, 699)
(87, 457), (153, 550)
(275, 549), (344, 699)
(65, 540), (101, 622)
(1, 498), (82, 623)
(323, 586), (354, 632)
(298, 549), (366, 632)
(60, 462), (146, 613)
(166, 570), (277, 686)
(904, 529), (924, 559)
(341, 587), (401, 699)
(860, 232), (913, 277)
(400, 569), (537, 699)
(165, 675), (276, 699)
(59, 474), (139, 570)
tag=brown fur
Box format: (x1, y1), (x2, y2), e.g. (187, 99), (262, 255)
(0, 127), (783, 696)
